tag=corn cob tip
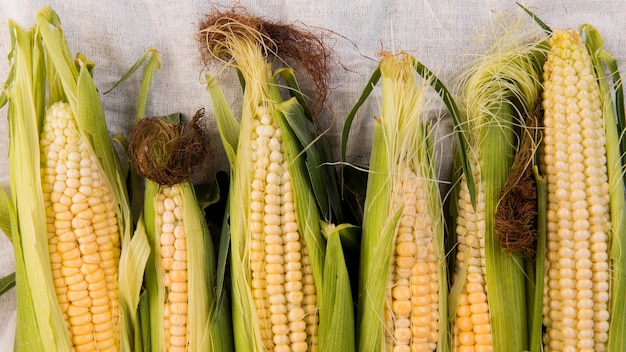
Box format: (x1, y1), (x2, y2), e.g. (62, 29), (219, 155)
(197, 7), (332, 112)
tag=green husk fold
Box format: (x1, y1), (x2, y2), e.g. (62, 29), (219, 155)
(0, 189), (12, 242)
(319, 222), (357, 352)
(0, 272), (16, 297)
(277, 68), (346, 223)
(582, 24), (626, 351)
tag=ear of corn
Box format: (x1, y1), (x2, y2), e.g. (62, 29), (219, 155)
(540, 25), (626, 351)
(351, 53), (448, 352)
(202, 20), (327, 352)
(1, 7), (146, 351)
(118, 45), (232, 351)
(449, 22), (545, 352)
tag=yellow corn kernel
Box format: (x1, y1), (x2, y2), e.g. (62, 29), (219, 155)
(383, 167), (441, 352)
(248, 106), (316, 351)
(41, 102), (120, 351)
(452, 176), (492, 351)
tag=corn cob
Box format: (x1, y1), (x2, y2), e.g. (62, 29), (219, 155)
(540, 28), (611, 352)
(248, 108), (318, 351)
(144, 180), (229, 352)
(155, 185), (190, 351)
(448, 22), (545, 352)
(1, 7), (146, 351)
(199, 14), (325, 352)
(352, 53), (448, 352)
(235, 98), (322, 352)
(129, 112), (233, 352)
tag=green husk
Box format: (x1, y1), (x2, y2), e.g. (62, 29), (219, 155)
(0, 188), (12, 242)
(529, 167), (546, 352)
(319, 222), (357, 352)
(3, 18), (65, 351)
(0, 272), (16, 297)
(277, 68), (346, 223)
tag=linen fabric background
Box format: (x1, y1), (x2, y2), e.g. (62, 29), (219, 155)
(0, 0), (624, 346)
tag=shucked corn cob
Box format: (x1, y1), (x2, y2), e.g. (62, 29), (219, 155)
(540, 28), (611, 352)
(355, 53), (448, 352)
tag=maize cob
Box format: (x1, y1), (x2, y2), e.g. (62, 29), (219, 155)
(129, 112), (233, 352)
(449, 21), (545, 352)
(1, 7), (146, 351)
(353, 53), (448, 352)
(540, 28), (611, 352)
(199, 10), (354, 352)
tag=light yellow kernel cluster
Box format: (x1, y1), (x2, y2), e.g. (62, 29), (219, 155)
(41, 102), (120, 352)
(384, 166), (440, 352)
(541, 29), (610, 352)
(248, 106), (318, 352)
(452, 173), (492, 352)
(156, 185), (189, 351)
